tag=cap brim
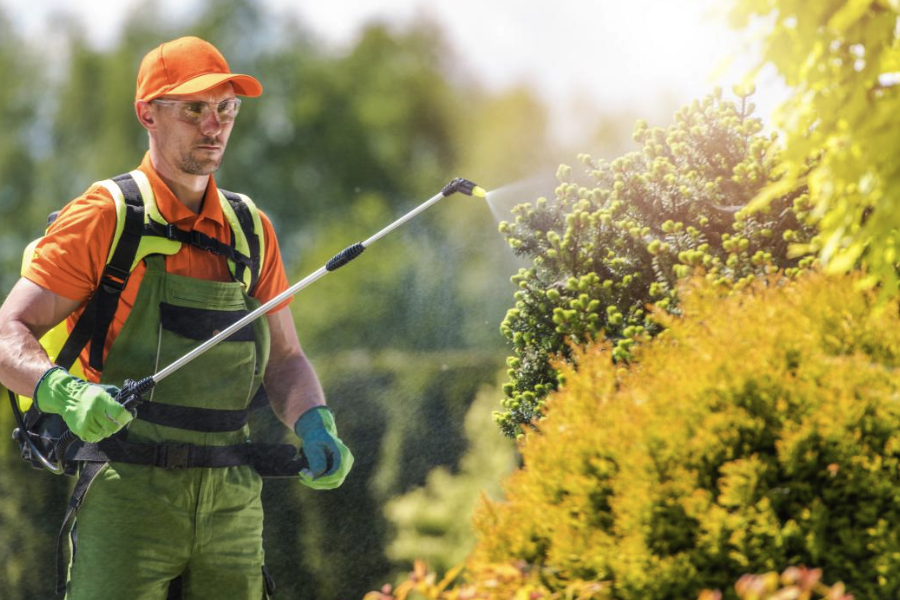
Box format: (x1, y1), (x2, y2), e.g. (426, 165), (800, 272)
(159, 72), (263, 99)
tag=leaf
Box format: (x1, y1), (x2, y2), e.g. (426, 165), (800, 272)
(828, 0), (877, 32)
(438, 564), (466, 593)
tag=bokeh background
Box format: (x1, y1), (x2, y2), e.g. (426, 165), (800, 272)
(0, 1), (779, 598)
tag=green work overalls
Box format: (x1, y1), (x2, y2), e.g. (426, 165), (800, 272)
(65, 254), (272, 600)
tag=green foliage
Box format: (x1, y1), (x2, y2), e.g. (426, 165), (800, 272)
(473, 272), (900, 599)
(384, 383), (517, 575)
(728, 0), (900, 296)
(496, 89), (817, 437)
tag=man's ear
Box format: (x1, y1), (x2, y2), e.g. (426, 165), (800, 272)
(135, 101), (156, 130)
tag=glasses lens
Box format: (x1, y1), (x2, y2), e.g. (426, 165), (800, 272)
(180, 102), (206, 124)
(154, 99), (242, 124)
(216, 99), (241, 123)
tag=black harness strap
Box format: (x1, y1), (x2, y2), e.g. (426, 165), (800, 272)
(55, 174), (145, 372)
(142, 220), (255, 274)
(220, 189), (261, 293)
(73, 438), (308, 475)
(56, 461), (105, 594)
(135, 402), (250, 433)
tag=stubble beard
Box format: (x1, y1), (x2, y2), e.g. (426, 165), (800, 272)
(178, 149), (223, 176)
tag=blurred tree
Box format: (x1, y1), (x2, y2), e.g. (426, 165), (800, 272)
(384, 382), (517, 575)
(729, 0), (900, 297)
(0, 11), (41, 292)
(0, 13), (69, 599)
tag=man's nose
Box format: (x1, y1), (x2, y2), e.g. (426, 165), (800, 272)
(199, 110), (224, 136)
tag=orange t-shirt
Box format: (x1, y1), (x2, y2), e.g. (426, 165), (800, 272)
(24, 152), (291, 382)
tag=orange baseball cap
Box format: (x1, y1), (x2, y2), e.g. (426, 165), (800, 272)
(135, 36), (263, 102)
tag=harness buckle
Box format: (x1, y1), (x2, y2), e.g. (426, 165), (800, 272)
(190, 229), (215, 253)
(155, 444), (194, 469)
(100, 264), (130, 293)
(164, 223), (181, 240)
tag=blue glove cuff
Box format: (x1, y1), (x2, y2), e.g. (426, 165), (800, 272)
(293, 405), (335, 440)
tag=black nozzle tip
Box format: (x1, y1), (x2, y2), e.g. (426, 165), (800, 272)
(442, 177), (483, 197)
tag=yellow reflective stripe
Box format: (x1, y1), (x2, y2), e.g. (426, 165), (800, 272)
(219, 191), (251, 257)
(95, 179), (128, 266)
(130, 169), (180, 268)
(129, 169), (164, 226)
(134, 234), (181, 271)
(238, 192), (266, 268)
(217, 191), (249, 288)
(20, 238), (39, 276)
(97, 172), (179, 271)
(218, 190), (263, 290)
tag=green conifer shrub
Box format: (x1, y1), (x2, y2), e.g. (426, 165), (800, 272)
(496, 88), (817, 437)
(474, 272), (900, 599)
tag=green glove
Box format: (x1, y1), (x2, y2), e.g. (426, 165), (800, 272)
(294, 406), (354, 490)
(34, 366), (132, 443)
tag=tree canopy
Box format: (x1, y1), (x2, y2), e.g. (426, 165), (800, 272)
(729, 0), (900, 296)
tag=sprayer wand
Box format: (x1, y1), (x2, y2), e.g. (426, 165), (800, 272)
(114, 177), (486, 412)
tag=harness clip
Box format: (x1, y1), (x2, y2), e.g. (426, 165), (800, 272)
(190, 229), (216, 253)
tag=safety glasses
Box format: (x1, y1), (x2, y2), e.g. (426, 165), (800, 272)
(151, 98), (242, 124)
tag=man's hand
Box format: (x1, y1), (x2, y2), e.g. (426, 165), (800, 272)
(294, 406), (354, 490)
(34, 366), (133, 443)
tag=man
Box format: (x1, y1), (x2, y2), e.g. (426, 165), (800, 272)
(0, 36), (352, 599)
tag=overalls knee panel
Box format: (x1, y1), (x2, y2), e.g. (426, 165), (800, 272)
(66, 254), (271, 600)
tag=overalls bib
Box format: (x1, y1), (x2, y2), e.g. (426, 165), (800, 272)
(65, 254), (272, 600)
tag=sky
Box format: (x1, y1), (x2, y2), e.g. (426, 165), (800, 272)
(2, 0), (784, 144)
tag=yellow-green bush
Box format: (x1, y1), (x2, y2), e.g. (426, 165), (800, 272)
(365, 562), (851, 600)
(472, 272), (900, 599)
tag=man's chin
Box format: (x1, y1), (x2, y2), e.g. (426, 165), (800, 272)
(180, 156), (222, 176)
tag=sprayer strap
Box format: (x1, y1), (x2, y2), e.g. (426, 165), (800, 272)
(57, 461), (105, 594)
(132, 385), (270, 433)
(73, 438), (307, 476)
(142, 220), (255, 270)
(135, 402), (250, 432)
(221, 189), (261, 293)
(56, 174), (145, 372)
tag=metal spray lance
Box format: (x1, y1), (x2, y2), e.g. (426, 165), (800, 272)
(40, 178), (486, 466)
(112, 178), (485, 413)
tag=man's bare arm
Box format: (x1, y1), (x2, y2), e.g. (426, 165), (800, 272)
(263, 307), (325, 429)
(0, 278), (81, 396)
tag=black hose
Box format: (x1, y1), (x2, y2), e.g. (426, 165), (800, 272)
(9, 388), (65, 474)
(54, 429), (78, 465)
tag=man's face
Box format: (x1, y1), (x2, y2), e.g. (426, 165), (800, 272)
(150, 82), (237, 177)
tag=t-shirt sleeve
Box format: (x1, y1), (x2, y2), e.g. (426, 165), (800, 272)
(253, 209), (292, 313)
(23, 185), (118, 303)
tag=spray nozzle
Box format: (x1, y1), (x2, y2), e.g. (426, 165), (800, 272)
(442, 177), (486, 198)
